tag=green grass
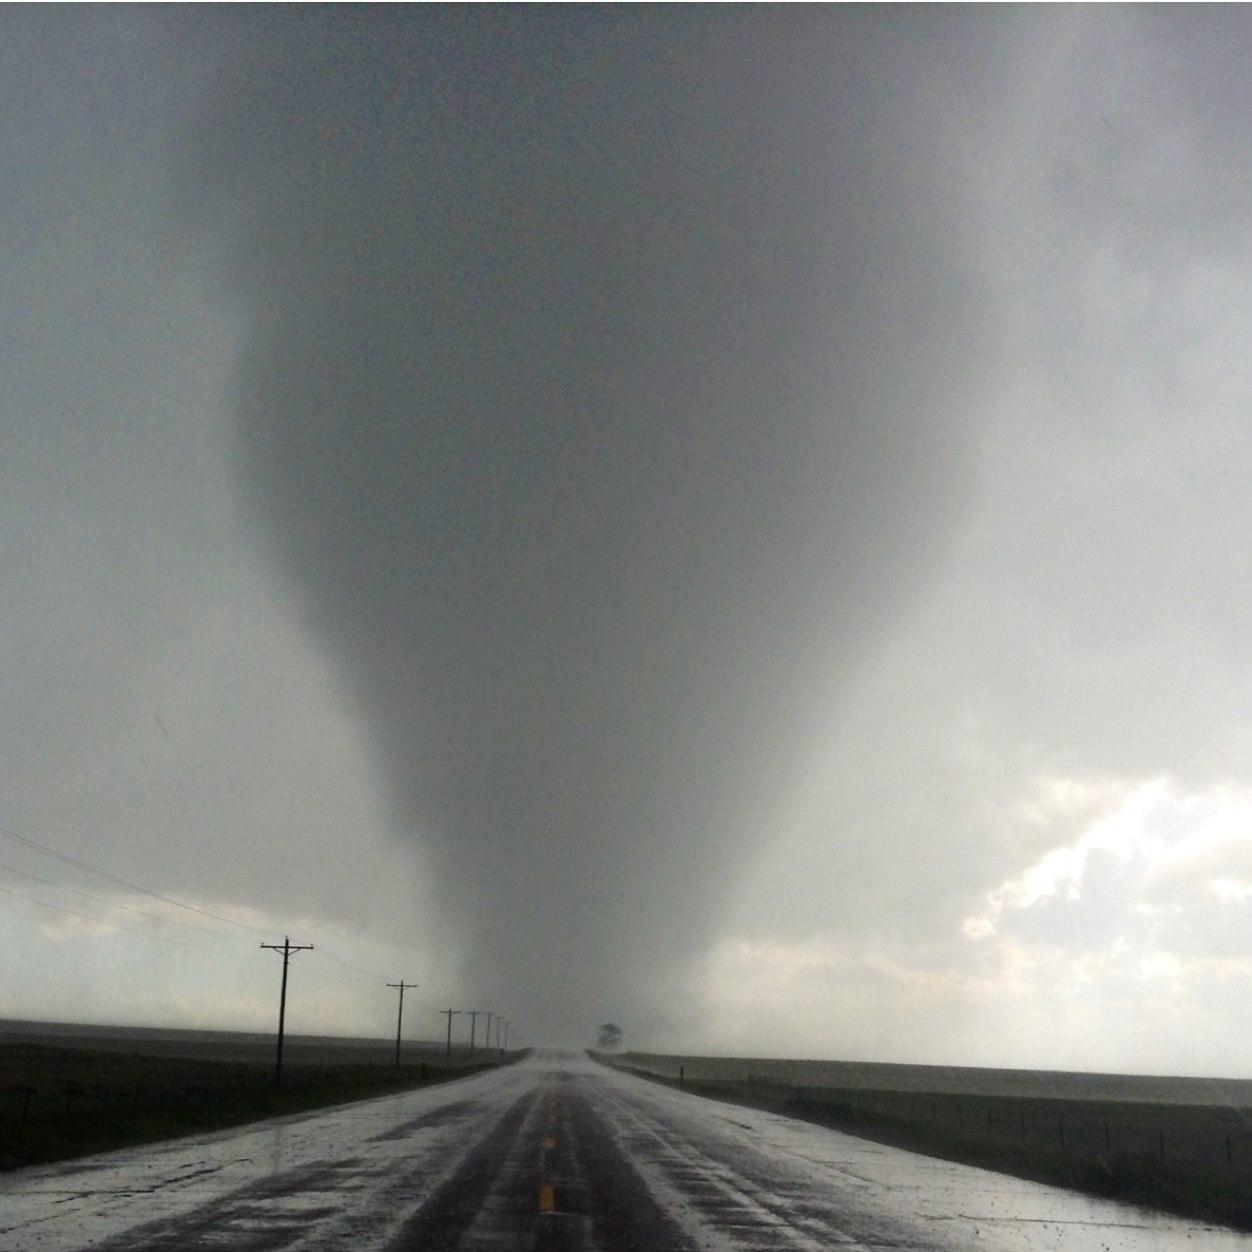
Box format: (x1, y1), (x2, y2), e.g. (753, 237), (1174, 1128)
(0, 1043), (518, 1171)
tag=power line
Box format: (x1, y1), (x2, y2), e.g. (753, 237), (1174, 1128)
(318, 949), (390, 983)
(0, 861), (258, 946)
(0, 819), (419, 1010)
(0, 879), (401, 1003)
(0, 820), (272, 936)
(304, 955), (389, 993)
(0, 882), (270, 966)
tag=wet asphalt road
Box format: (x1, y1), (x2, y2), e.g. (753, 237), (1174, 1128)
(1, 1050), (1246, 1251)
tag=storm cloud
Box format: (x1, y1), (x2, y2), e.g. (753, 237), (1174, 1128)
(181, 9), (997, 1036)
(10, 7), (1252, 1067)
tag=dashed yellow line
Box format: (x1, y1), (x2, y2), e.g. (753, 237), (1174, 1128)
(540, 1090), (560, 1212)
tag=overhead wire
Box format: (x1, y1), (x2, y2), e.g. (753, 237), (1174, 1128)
(316, 949), (392, 983)
(0, 821), (273, 936)
(0, 880), (394, 1001)
(0, 882), (271, 966)
(0, 860), (259, 947)
(0, 817), (412, 1001)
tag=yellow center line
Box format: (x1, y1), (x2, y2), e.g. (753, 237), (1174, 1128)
(538, 1183), (556, 1212)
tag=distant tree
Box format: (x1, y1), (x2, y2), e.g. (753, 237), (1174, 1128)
(596, 1022), (623, 1050)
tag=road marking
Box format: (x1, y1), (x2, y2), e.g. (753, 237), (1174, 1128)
(539, 1183), (556, 1212)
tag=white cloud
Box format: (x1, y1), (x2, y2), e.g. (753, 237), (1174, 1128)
(1210, 878), (1252, 904)
(966, 777), (1252, 951)
(696, 775), (1252, 1074)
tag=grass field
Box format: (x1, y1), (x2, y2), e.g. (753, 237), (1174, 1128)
(598, 1051), (1252, 1232)
(0, 1022), (518, 1171)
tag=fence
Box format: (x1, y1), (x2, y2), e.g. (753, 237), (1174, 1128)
(0, 1062), (442, 1129)
(766, 1080), (1252, 1176)
(607, 1057), (1252, 1183)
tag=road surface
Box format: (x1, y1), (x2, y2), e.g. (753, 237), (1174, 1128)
(1, 1050), (1243, 1250)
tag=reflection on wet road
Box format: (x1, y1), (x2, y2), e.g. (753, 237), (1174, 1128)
(1, 1051), (1244, 1250)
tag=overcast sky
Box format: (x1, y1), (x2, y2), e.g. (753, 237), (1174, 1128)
(6, 7), (1252, 1075)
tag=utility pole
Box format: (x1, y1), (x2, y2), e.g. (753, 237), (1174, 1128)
(469, 1010), (487, 1052)
(501, 1019), (510, 1053)
(386, 981), (418, 1068)
(484, 1011), (493, 1053)
(440, 1009), (461, 1069)
(260, 935), (313, 1088)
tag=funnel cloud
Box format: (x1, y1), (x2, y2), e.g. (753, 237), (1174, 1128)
(183, 10), (995, 1038)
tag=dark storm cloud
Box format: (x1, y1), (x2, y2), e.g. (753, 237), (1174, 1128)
(182, 9), (995, 1038)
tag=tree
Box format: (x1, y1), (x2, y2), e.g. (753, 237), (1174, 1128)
(596, 1022), (623, 1050)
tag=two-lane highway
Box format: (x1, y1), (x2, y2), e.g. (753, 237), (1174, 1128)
(1, 1051), (1243, 1250)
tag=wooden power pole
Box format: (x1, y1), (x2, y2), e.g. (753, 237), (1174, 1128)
(387, 980), (418, 1068)
(440, 1008), (461, 1069)
(260, 935), (313, 1088)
